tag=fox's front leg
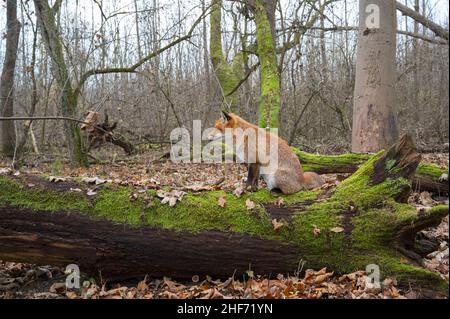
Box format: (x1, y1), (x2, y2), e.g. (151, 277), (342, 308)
(247, 163), (260, 191)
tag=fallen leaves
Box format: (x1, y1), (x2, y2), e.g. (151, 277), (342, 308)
(421, 215), (449, 281)
(157, 190), (186, 207)
(271, 219), (284, 231)
(0, 168), (12, 175)
(48, 176), (67, 183)
(313, 225), (321, 237)
(419, 191), (435, 206)
(245, 199), (255, 210)
(82, 176), (108, 185)
(218, 196), (226, 208)
(86, 189), (97, 196)
(330, 227), (344, 233)
(0, 259), (436, 300)
(274, 197), (285, 207)
(233, 186), (245, 198)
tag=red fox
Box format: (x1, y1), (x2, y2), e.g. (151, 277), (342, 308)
(210, 112), (324, 194)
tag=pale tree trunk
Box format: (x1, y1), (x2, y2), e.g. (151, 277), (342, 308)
(0, 0), (21, 157)
(352, 0), (399, 153)
(33, 0), (88, 167)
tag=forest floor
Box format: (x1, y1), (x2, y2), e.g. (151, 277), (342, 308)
(0, 150), (448, 299)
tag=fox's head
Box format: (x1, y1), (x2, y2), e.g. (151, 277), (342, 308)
(208, 111), (240, 140)
(216, 111), (240, 131)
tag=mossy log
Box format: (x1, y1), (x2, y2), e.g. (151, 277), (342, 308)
(294, 149), (449, 194)
(0, 136), (448, 294)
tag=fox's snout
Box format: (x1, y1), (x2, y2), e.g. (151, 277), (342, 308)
(207, 128), (223, 141)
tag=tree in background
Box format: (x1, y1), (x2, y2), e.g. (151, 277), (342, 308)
(253, 0), (280, 129)
(0, 0), (21, 157)
(352, 0), (399, 153)
(210, 0), (330, 129)
(33, 0), (89, 166)
(210, 0), (244, 112)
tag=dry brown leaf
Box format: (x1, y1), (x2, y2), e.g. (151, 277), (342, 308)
(218, 196), (226, 208)
(314, 272), (334, 284)
(275, 197), (285, 207)
(86, 189), (97, 196)
(158, 190), (186, 207)
(82, 176), (107, 185)
(65, 291), (78, 299)
(80, 111), (99, 130)
(272, 219), (284, 231)
(313, 226), (321, 237)
(48, 176), (67, 183)
(137, 276), (149, 291)
(245, 199), (255, 210)
(330, 227), (344, 233)
(419, 191), (434, 206)
(233, 187), (244, 198)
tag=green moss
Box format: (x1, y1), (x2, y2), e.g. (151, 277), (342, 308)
(416, 163), (449, 180)
(254, 0), (280, 129)
(0, 176), (89, 212)
(0, 175), (316, 239)
(92, 186), (146, 225)
(292, 148), (373, 173)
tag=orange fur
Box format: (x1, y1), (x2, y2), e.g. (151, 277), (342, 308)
(214, 113), (324, 194)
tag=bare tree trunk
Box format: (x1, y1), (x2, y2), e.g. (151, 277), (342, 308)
(0, 0), (21, 157)
(17, 25), (39, 156)
(134, 0), (143, 60)
(210, 0), (243, 111)
(319, 0), (328, 80)
(33, 0), (88, 167)
(412, 0), (420, 122)
(352, 0), (399, 153)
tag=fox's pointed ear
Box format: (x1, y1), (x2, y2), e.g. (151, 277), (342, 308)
(222, 111), (232, 122)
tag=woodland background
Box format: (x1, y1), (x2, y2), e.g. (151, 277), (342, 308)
(0, 0), (448, 160)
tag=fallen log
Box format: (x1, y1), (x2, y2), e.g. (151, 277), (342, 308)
(0, 135), (448, 294)
(294, 149), (449, 194)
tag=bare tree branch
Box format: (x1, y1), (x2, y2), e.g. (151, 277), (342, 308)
(302, 25), (448, 45)
(0, 117), (109, 134)
(396, 1), (449, 42)
(73, 6), (211, 98)
(52, 0), (63, 14)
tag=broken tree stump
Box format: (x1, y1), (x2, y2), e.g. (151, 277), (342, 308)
(81, 111), (135, 155)
(293, 147), (449, 194)
(0, 135), (448, 294)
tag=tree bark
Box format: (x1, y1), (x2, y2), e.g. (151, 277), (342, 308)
(0, 0), (21, 157)
(254, 0), (280, 129)
(0, 135), (448, 293)
(293, 148), (449, 194)
(352, 0), (399, 153)
(210, 0), (243, 111)
(33, 0), (89, 167)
